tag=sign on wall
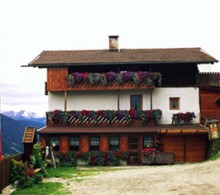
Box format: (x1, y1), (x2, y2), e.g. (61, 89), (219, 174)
(209, 123), (220, 139)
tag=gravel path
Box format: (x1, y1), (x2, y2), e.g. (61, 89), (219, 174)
(3, 159), (220, 195)
(60, 159), (220, 195)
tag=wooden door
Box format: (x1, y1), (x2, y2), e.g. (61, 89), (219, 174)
(128, 136), (139, 164)
(162, 136), (185, 162)
(185, 135), (207, 162)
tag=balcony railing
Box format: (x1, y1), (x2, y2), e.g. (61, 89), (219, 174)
(47, 109), (162, 127)
(65, 71), (162, 91)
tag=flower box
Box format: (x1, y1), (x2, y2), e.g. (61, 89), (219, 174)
(47, 109), (162, 127)
(172, 112), (195, 125)
(66, 71), (162, 91)
(142, 151), (174, 165)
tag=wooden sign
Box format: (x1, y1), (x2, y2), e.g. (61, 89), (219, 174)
(209, 123), (220, 139)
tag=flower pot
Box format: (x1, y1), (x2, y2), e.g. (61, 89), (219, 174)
(120, 160), (127, 166)
(76, 159), (88, 166)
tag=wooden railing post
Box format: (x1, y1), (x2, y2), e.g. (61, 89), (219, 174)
(64, 91), (67, 112)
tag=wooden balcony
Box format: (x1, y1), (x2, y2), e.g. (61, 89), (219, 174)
(66, 71), (161, 91)
(46, 109), (162, 127)
(46, 68), (162, 92)
(66, 80), (155, 91)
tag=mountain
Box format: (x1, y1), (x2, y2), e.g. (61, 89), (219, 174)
(0, 113), (45, 155)
(3, 110), (46, 124)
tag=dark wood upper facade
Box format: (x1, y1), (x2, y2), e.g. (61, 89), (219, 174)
(45, 63), (199, 92)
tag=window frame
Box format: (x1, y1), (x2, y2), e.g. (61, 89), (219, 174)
(90, 136), (100, 151)
(109, 136), (120, 151)
(50, 136), (60, 151)
(70, 136), (80, 151)
(169, 97), (180, 110)
(130, 95), (143, 110)
(143, 135), (154, 148)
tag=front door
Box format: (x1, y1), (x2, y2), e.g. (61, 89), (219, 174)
(129, 135), (139, 164)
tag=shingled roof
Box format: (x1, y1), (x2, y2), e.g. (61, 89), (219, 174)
(197, 72), (220, 86)
(28, 48), (218, 68)
(37, 124), (208, 134)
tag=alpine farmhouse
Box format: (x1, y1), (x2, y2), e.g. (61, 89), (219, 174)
(26, 36), (218, 164)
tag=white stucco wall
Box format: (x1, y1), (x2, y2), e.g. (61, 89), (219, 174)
(48, 87), (200, 124)
(67, 91), (118, 110)
(48, 90), (151, 111)
(153, 88), (200, 124)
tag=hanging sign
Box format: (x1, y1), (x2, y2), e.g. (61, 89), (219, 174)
(209, 123), (220, 139)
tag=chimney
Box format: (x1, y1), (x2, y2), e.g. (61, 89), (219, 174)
(109, 35), (119, 51)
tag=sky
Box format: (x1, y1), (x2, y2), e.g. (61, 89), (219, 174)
(0, 0), (220, 117)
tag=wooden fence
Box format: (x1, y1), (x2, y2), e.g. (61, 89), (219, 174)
(0, 154), (23, 193)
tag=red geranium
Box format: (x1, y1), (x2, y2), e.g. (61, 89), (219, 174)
(128, 109), (135, 118)
(97, 110), (103, 117)
(82, 72), (89, 78)
(81, 110), (89, 116)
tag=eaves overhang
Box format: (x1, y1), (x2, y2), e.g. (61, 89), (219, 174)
(23, 60), (217, 69)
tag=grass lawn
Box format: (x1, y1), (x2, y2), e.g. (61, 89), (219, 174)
(11, 182), (70, 195)
(11, 166), (121, 195)
(46, 166), (120, 178)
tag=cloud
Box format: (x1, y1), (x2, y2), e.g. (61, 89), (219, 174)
(1, 81), (47, 117)
(1, 0), (220, 117)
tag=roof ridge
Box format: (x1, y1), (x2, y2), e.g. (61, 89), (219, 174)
(42, 47), (202, 52)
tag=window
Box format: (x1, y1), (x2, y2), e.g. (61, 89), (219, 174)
(70, 136), (80, 151)
(109, 136), (119, 151)
(129, 136), (139, 149)
(50, 136), (60, 151)
(169, 97), (180, 110)
(90, 136), (100, 151)
(143, 136), (154, 148)
(130, 95), (143, 110)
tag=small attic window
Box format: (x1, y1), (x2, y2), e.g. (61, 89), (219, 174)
(215, 98), (220, 107)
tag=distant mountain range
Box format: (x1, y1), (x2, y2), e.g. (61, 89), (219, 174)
(3, 110), (46, 124)
(1, 111), (46, 155)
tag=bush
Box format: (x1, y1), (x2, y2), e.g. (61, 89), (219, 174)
(81, 151), (128, 166)
(11, 161), (39, 189)
(11, 143), (47, 189)
(11, 159), (26, 185)
(207, 139), (220, 160)
(56, 152), (77, 167)
(55, 151), (129, 167)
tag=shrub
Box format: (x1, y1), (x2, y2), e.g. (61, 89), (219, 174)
(11, 143), (47, 189)
(56, 152), (77, 167)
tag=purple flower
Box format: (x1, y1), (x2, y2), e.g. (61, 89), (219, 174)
(72, 72), (84, 83)
(122, 71), (134, 82)
(138, 71), (149, 82)
(102, 111), (109, 119)
(117, 111), (127, 120)
(134, 110), (141, 119)
(106, 71), (116, 82)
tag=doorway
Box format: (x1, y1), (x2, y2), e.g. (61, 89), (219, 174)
(129, 135), (139, 164)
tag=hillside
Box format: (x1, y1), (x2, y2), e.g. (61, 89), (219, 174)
(0, 114), (45, 155)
